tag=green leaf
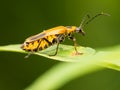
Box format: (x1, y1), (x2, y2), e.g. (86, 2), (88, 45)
(0, 44), (120, 90)
(0, 44), (120, 69)
(0, 44), (96, 62)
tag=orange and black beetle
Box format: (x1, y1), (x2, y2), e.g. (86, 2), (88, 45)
(21, 12), (109, 57)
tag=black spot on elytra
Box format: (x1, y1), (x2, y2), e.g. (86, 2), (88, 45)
(43, 38), (52, 46)
(37, 39), (40, 43)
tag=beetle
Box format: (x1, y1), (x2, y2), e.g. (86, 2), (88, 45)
(21, 12), (109, 58)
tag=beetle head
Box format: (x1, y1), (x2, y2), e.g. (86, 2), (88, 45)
(76, 27), (85, 36)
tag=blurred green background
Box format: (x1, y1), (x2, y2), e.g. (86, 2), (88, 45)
(0, 0), (120, 90)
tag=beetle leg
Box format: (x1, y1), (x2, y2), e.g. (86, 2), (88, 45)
(68, 34), (81, 55)
(49, 34), (65, 56)
(71, 36), (79, 53)
(49, 35), (60, 56)
(49, 42), (60, 56)
(24, 52), (33, 58)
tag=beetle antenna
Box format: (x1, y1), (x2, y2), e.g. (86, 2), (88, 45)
(78, 14), (90, 29)
(78, 12), (109, 36)
(82, 12), (110, 28)
(77, 14), (90, 35)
